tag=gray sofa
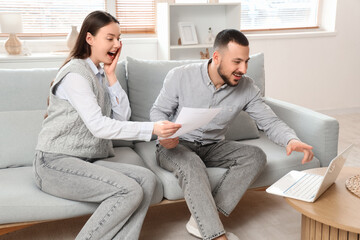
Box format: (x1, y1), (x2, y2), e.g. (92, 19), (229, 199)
(0, 53), (339, 235)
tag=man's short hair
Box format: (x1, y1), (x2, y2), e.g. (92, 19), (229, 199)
(213, 29), (249, 50)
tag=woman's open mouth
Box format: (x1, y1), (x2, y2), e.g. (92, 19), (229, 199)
(107, 51), (116, 60)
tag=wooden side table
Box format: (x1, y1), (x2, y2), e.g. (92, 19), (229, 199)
(285, 167), (360, 240)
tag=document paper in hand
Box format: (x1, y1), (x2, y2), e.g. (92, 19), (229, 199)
(166, 107), (221, 139)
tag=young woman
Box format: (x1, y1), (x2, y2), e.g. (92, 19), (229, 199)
(33, 11), (180, 240)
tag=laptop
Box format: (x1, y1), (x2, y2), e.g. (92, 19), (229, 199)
(266, 145), (353, 202)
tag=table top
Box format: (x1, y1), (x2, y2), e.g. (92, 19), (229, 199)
(285, 167), (360, 234)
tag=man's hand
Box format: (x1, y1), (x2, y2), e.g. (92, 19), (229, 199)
(159, 137), (179, 149)
(286, 139), (314, 164)
(153, 121), (181, 139)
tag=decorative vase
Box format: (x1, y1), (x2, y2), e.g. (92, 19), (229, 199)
(5, 33), (22, 55)
(66, 26), (79, 51)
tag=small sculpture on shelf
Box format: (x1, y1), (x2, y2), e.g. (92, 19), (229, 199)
(200, 48), (210, 59)
(206, 27), (215, 44)
(178, 37), (182, 45)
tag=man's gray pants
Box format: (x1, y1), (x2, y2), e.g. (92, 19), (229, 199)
(156, 140), (266, 240)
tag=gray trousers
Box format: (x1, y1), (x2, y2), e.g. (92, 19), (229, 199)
(33, 151), (156, 240)
(156, 140), (266, 240)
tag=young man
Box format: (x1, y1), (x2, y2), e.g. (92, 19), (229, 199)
(150, 29), (313, 240)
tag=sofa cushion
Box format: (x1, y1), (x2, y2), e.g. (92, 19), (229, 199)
(246, 52), (265, 96)
(0, 110), (45, 168)
(0, 68), (57, 111)
(0, 61), (131, 153)
(134, 133), (320, 200)
(0, 147), (164, 224)
(126, 57), (203, 122)
(115, 60), (128, 95)
(240, 132), (320, 188)
(126, 53), (264, 141)
(225, 111), (260, 140)
(111, 60), (133, 147)
(0, 61), (126, 112)
(0, 167), (98, 224)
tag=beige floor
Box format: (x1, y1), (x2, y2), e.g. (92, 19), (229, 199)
(1, 113), (359, 240)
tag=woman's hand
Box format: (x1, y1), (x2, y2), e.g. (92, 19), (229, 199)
(104, 41), (122, 86)
(153, 121), (181, 139)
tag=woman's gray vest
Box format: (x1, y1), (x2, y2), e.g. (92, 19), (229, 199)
(36, 59), (114, 159)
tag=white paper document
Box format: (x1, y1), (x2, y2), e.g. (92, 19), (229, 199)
(166, 107), (221, 139)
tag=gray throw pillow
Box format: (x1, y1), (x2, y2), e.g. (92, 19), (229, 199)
(126, 57), (205, 122)
(115, 60), (128, 95)
(0, 68), (57, 112)
(111, 60), (133, 147)
(225, 111), (260, 140)
(246, 52), (265, 96)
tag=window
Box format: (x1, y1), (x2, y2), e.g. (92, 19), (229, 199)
(116, 0), (155, 33)
(0, 0), (155, 36)
(175, 0), (208, 3)
(0, 0), (106, 36)
(176, 0), (320, 31)
(0, 0), (320, 36)
(219, 0), (319, 31)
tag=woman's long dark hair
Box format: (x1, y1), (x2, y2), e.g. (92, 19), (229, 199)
(61, 11), (119, 68)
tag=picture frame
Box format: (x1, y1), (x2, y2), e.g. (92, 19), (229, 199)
(178, 22), (198, 45)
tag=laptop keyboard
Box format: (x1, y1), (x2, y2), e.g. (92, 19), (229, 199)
(284, 173), (323, 200)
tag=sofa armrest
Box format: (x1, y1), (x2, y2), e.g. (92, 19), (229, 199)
(264, 97), (339, 167)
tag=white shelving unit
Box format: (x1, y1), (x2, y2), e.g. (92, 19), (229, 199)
(157, 3), (241, 60)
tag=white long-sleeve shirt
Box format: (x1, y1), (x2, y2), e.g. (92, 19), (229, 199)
(55, 58), (154, 141)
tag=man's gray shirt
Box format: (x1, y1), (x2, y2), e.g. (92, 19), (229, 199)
(150, 60), (298, 146)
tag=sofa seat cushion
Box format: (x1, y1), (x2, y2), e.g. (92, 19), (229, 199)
(0, 167), (97, 224)
(134, 133), (320, 200)
(0, 147), (163, 224)
(239, 132), (320, 188)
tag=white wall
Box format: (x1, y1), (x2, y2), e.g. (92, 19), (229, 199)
(248, 0), (360, 112)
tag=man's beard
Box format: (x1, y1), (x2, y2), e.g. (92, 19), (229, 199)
(217, 61), (242, 87)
